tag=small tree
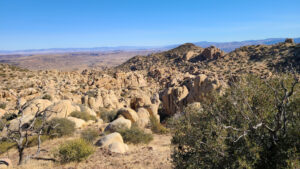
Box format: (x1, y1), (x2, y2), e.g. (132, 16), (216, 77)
(0, 98), (56, 165)
(172, 73), (299, 168)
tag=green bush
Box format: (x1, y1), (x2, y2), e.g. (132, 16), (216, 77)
(27, 135), (50, 147)
(57, 139), (94, 163)
(0, 141), (15, 154)
(0, 103), (6, 109)
(171, 74), (300, 169)
(150, 116), (169, 134)
(70, 111), (97, 122)
(42, 94), (52, 101)
(118, 125), (153, 144)
(81, 128), (99, 143)
(98, 108), (117, 123)
(46, 118), (76, 138)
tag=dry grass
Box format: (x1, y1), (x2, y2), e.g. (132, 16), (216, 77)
(0, 134), (172, 169)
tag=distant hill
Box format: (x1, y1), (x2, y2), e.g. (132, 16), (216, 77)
(193, 38), (300, 52)
(0, 38), (299, 55)
(117, 38), (300, 78)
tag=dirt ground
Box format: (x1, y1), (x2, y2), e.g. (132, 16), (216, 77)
(0, 134), (172, 169)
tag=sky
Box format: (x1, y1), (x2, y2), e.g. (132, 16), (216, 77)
(0, 0), (300, 50)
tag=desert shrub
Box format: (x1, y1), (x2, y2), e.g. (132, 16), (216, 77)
(118, 125), (153, 144)
(27, 135), (50, 147)
(0, 73), (6, 77)
(32, 116), (45, 130)
(172, 74), (300, 169)
(42, 94), (52, 101)
(99, 107), (117, 122)
(0, 103), (6, 109)
(0, 141), (15, 154)
(70, 111), (97, 122)
(81, 128), (99, 143)
(150, 116), (169, 134)
(57, 139), (94, 163)
(46, 118), (76, 138)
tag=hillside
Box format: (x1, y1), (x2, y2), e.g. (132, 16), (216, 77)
(117, 38), (300, 78)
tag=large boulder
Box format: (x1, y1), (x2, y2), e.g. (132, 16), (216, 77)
(117, 108), (139, 123)
(47, 100), (81, 118)
(105, 117), (131, 132)
(67, 117), (86, 129)
(136, 108), (150, 128)
(183, 51), (197, 61)
(100, 89), (120, 109)
(160, 74), (222, 116)
(22, 99), (52, 116)
(96, 132), (128, 154)
(1, 114), (34, 137)
(161, 86), (189, 115)
(186, 74), (221, 103)
(108, 142), (129, 154)
(96, 132), (124, 147)
(130, 95), (152, 111)
(190, 46), (225, 62)
(79, 105), (97, 117)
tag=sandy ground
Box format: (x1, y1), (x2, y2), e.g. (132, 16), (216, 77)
(0, 134), (172, 169)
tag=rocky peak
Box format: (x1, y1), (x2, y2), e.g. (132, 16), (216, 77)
(189, 45), (225, 62)
(285, 38), (295, 44)
(166, 43), (203, 59)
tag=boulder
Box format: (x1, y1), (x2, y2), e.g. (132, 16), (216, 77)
(105, 117), (131, 132)
(190, 46), (225, 62)
(136, 108), (150, 128)
(186, 74), (221, 103)
(108, 142), (129, 154)
(96, 132), (128, 154)
(130, 95), (152, 110)
(79, 105), (97, 117)
(96, 132), (123, 147)
(1, 114), (34, 137)
(22, 99), (52, 116)
(67, 117), (86, 128)
(117, 108), (139, 123)
(183, 51), (197, 61)
(17, 98), (27, 107)
(161, 85), (189, 115)
(100, 89), (120, 109)
(47, 100), (81, 118)
(160, 74), (222, 116)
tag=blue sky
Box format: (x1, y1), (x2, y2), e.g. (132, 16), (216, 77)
(0, 0), (300, 50)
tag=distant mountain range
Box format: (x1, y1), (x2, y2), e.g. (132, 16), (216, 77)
(193, 38), (300, 52)
(1, 38), (299, 55)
